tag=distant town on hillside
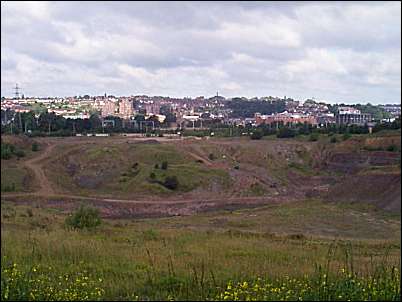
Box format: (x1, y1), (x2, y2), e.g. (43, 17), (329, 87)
(1, 90), (401, 137)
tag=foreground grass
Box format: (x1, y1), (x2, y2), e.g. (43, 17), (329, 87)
(1, 200), (400, 300)
(2, 257), (400, 301)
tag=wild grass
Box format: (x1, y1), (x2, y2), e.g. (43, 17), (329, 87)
(1, 167), (31, 192)
(1, 200), (400, 300)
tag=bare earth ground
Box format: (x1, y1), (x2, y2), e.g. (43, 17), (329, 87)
(1, 135), (401, 218)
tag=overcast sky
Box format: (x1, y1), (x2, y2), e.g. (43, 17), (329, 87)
(1, 1), (401, 104)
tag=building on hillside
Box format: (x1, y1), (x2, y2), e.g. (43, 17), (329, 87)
(335, 107), (371, 125)
(143, 102), (161, 115)
(119, 98), (134, 119)
(254, 112), (317, 126)
(101, 100), (118, 117)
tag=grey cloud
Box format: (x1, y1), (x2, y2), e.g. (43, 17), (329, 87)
(1, 1), (400, 104)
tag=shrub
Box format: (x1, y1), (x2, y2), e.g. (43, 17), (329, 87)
(309, 133), (319, 141)
(250, 129), (264, 140)
(163, 176), (179, 190)
(154, 163), (159, 169)
(14, 149), (25, 158)
(330, 136), (338, 143)
(1, 143), (15, 160)
(161, 161), (168, 170)
(65, 205), (102, 230)
(387, 144), (398, 152)
(277, 127), (296, 138)
(26, 208), (34, 217)
(2, 183), (16, 192)
(31, 142), (39, 152)
(149, 172), (156, 180)
(208, 153), (215, 160)
(342, 133), (352, 141)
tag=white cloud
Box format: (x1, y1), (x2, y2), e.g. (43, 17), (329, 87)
(1, 1), (400, 103)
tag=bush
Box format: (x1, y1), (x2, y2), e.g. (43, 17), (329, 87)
(161, 161), (168, 170)
(208, 153), (215, 160)
(65, 205), (102, 230)
(277, 127), (296, 138)
(330, 136), (338, 143)
(342, 133), (352, 141)
(309, 133), (319, 141)
(163, 176), (179, 190)
(154, 163), (159, 169)
(386, 144), (398, 152)
(149, 172), (156, 180)
(1, 143), (15, 160)
(1, 183), (16, 192)
(14, 149), (25, 158)
(31, 142), (39, 152)
(250, 129), (264, 140)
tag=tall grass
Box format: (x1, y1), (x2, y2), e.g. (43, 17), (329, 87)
(1, 202), (400, 300)
(1, 241), (400, 301)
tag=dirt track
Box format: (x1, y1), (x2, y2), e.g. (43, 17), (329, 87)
(24, 142), (56, 195)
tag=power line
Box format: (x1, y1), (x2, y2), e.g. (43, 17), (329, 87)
(14, 83), (21, 99)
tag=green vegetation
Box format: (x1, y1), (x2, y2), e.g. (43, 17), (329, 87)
(217, 267), (400, 301)
(309, 133), (319, 141)
(227, 99), (286, 118)
(1, 141), (25, 160)
(45, 143), (231, 197)
(31, 142), (39, 152)
(387, 144), (399, 152)
(65, 205), (102, 230)
(342, 133), (352, 141)
(1, 200), (400, 300)
(1, 167), (31, 192)
(250, 129), (264, 140)
(277, 127), (296, 138)
(1, 259), (104, 301)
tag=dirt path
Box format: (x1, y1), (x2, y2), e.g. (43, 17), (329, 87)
(23, 143), (56, 195)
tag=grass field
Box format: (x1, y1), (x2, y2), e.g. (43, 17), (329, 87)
(1, 199), (400, 300)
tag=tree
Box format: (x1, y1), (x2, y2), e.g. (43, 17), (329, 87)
(89, 113), (102, 131)
(227, 99), (286, 118)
